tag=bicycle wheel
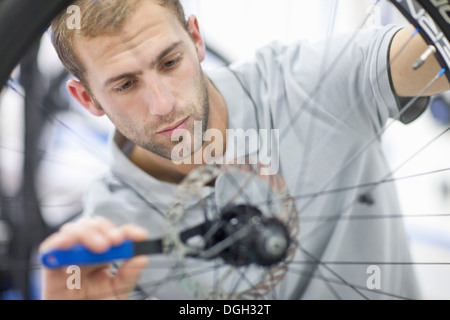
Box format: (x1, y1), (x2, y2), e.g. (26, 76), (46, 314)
(0, 0), (449, 300)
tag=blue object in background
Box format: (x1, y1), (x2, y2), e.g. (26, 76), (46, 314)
(430, 97), (450, 125)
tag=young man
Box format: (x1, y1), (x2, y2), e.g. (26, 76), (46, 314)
(40, 0), (450, 300)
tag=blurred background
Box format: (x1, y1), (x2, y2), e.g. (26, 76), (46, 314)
(0, 0), (449, 299)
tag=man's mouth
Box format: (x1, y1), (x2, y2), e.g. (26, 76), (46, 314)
(157, 117), (190, 139)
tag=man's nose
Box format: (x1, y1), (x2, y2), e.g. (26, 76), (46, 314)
(146, 75), (176, 116)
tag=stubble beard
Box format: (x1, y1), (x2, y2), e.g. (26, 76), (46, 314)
(145, 85), (210, 161)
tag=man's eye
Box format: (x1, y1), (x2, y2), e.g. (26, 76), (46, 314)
(164, 56), (181, 69)
(115, 80), (135, 92)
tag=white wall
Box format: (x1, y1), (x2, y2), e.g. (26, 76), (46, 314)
(182, 0), (386, 62)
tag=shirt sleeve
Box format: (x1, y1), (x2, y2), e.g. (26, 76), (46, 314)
(339, 24), (429, 126)
(244, 25), (429, 136)
(322, 24), (414, 130)
(375, 26), (430, 125)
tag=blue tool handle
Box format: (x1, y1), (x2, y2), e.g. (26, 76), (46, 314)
(41, 240), (134, 268)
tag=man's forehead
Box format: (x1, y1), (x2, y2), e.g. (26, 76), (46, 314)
(73, 1), (185, 80)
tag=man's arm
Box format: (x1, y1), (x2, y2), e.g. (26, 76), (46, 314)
(390, 25), (450, 97)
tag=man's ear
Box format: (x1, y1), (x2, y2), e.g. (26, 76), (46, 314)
(187, 15), (206, 62)
(66, 79), (105, 117)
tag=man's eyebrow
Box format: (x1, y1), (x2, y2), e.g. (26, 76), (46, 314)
(153, 40), (184, 68)
(104, 41), (184, 88)
(104, 72), (143, 88)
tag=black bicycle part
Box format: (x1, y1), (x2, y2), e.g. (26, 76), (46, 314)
(204, 205), (290, 267)
(0, 0), (74, 88)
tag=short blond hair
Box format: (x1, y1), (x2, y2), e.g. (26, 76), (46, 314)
(50, 0), (188, 88)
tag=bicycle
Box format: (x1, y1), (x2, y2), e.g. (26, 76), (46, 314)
(0, 0), (449, 300)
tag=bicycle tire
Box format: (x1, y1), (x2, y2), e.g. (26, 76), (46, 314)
(0, 0), (73, 89)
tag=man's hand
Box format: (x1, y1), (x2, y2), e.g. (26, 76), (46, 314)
(39, 217), (149, 300)
(390, 25), (450, 97)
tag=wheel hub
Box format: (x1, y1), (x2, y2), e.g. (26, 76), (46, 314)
(207, 205), (291, 267)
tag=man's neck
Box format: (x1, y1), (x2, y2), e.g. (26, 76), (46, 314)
(129, 76), (228, 184)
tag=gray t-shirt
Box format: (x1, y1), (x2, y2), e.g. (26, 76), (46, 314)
(83, 25), (421, 299)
